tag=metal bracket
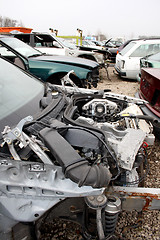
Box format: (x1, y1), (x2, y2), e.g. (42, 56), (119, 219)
(61, 70), (80, 93)
(2, 116), (33, 145)
(1, 116), (53, 164)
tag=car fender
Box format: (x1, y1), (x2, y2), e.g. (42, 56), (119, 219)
(28, 59), (90, 82)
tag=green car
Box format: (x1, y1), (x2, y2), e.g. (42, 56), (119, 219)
(0, 35), (100, 88)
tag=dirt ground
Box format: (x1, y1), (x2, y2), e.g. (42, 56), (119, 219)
(98, 66), (160, 240)
(98, 66), (139, 96)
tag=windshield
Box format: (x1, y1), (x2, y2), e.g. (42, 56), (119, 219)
(82, 41), (97, 46)
(56, 37), (77, 49)
(148, 52), (160, 61)
(119, 41), (136, 56)
(1, 37), (42, 57)
(0, 57), (44, 130)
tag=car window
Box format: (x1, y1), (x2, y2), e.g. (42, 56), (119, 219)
(119, 42), (136, 56)
(148, 52), (160, 61)
(57, 37), (77, 49)
(15, 34), (30, 45)
(82, 41), (96, 46)
(0, 43), (14, 56)
(0, 57), (44, 121)
(130, 43), (160, 57)
(1, 37), (41, 57)
(34, 35), (62, 48)
(0, 44), (26, 69)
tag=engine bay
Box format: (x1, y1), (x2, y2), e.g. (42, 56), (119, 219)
(0, 83), (158, 240)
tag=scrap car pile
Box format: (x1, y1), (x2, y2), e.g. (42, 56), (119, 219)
(0, 28), (160, 240)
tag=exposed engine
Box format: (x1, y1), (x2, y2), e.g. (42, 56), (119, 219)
(0, 81), (157, 240)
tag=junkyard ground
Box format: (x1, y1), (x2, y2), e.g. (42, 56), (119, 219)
(98, 65), (139, 96)
(100, 66), (160, 240)
(41, 66), (160, 240)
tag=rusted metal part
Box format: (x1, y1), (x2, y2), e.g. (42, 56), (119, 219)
(105, 187), (160, 211)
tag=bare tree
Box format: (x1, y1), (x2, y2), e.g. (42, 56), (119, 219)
(0, 15), (23, 27)
(0, 16), (3, 27)
(3, 17), (17, 27)
(17, 20), (24, 27)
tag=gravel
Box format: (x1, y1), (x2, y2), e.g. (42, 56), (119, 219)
(115, 137), (160, 240)
(99, 66), (160, 240)
(40, 66), (160, 239)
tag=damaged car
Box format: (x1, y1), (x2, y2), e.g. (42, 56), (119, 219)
(0, 56), (160, 240)
(13, 32), (106, 67)
(136, 67), (160, 138)
(0, 35), (100, 88)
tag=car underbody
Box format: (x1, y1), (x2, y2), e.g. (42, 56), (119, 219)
(0, 76), (160, 240)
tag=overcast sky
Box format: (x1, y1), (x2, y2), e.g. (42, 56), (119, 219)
(1, 0), (160, 40)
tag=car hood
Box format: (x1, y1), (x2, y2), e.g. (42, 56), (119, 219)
(78, 46), (107, 54)
(31, 54), (99, 68)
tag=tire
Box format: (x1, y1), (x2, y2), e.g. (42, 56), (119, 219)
(153, 121), (160, 139)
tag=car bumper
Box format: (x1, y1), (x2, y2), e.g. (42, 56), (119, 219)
(135, 92), (160, 121)
(135, 92), (160, 137)
(114, 66), (126, 77)
(136, 73), (141, 82)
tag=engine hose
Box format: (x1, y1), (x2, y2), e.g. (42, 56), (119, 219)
(39, 127), (112, 188)
(121, 114), (159, 124)
(56, 125), (121, 181)
(66, 161), (112, 188)
(30, 119), (120, 182)
(63, 102), (121, 180)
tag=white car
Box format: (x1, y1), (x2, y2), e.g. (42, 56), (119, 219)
(115, 39), (160, 80)
(13, 33), (106, 65)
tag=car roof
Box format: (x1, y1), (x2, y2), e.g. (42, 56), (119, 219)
(12, 32), (51, 36)
(0, 34), (13, 38)
(131, 38), (160, 44)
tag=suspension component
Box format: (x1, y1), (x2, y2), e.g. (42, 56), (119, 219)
(85, 194), (107, 240)
(105, 196), (121, 236)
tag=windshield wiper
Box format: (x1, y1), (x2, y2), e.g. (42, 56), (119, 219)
(28, 53), (42, 58)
